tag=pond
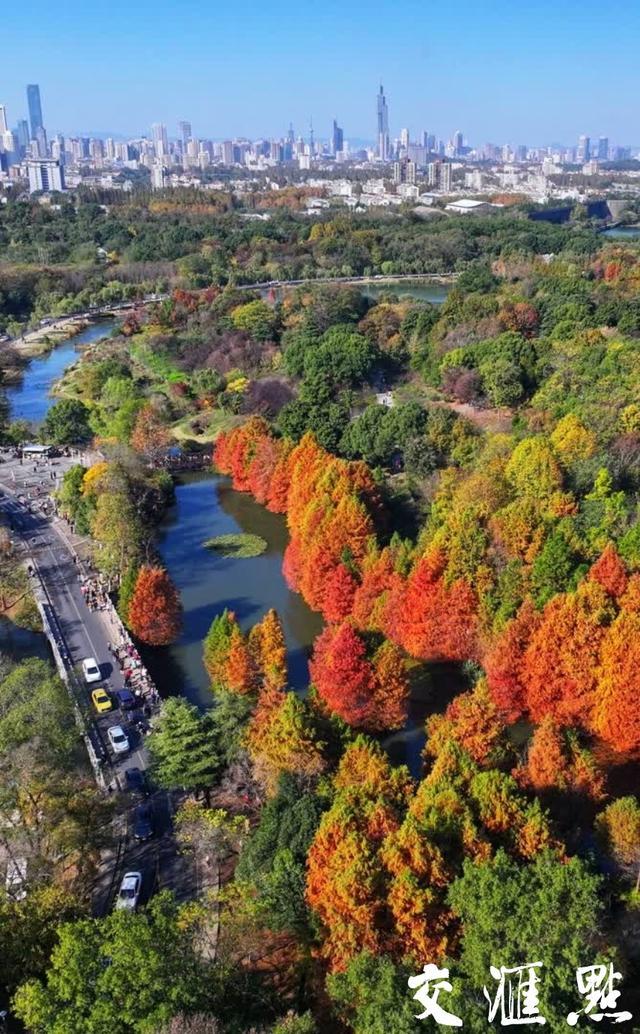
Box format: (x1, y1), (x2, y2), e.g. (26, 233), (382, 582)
(147, 472), (462, 775)
(146, 473), (324, 709)
(6, 320), (117, 425)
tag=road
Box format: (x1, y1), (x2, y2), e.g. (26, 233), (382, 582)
(0, 450), (198, 912)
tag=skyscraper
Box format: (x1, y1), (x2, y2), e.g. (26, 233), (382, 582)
(597, 136), (609, 161)
(178, 121), (192, 150)
(331, 118), (344, 156)
(453, 130), (463, 156)
(152, 122), (168, 157)
(577, 135), (590, 162)
(27, 84), (43, 140)
(376, 84), (389, 161)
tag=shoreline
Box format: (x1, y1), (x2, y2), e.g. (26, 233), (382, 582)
(11, 316), (92, 359)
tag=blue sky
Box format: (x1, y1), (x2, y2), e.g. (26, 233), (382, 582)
(3, 0), (639, 145)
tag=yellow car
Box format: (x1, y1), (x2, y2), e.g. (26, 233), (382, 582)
(91, 688), (112, 714)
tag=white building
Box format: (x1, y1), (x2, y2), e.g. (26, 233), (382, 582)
(27, 158), (65, 193)
(150, 162), (167, 190)
(445, 198), (496, 216)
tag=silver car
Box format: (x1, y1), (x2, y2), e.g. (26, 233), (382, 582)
(107, 724), (129, 755)
(115, 871), (142, 911)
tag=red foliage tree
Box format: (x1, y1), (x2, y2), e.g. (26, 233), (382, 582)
(128, 565), (182, 646)
(321, 563), (358, 623)
(387, 549), (478, 663)
(309, 622), (374, 728)
(593, 610), (640, 754)
(484, 600), (540, 722)
(521, 580), (612, 726)
(588, 543), (628, 600)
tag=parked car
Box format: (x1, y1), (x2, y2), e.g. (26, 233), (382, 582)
(107, 725), (129, 755)
(115, 871), (142, 911)
(124, 767), (150, 797)
(82, 657), (102, 684)
(133, 801), (154, 841)
(91, 688), (112, 713)
(5, 857), (27, 900)
(115, 688), (137, 711)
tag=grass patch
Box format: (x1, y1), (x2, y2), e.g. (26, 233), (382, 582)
(203, 533), (268, 558)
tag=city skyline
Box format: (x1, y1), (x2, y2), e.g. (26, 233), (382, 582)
(0, 81), (633, 156)
(3, 0), (640, 144)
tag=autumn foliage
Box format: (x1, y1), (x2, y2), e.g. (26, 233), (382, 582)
(485, 545), (640, 754)
(128, 565), (182, 646)
(309, 622), (408, 731)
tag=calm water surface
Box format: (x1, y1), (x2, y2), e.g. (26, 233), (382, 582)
(6, 320), (117, 424)
(601, 226), (640, 240)
(150, 473), (323, 708)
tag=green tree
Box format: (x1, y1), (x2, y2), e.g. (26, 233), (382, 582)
(327, 952), (419, 1034)
(447, 851), (611, 1031)
(148, 698), (223, 799)
(0, 887), (84, 999)
(530, 530), (579, 607)
(236, 773), (326, 936)
(12, 892), (213, 1034)
(230, 299), (277, 341)
(42, 399), (91, 445)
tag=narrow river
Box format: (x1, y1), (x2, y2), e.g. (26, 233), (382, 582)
(5, 320), (117, 425)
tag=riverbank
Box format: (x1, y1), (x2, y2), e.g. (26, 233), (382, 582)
(10, 315), (95, 360)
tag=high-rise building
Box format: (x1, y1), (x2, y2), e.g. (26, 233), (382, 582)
(427, 161), (451, 192)
(27, 158), (64, 193)
(407, 144), (427, 167)
(0, 106), (7, 135)
(27, 84), (44, 141)
(400, 127), (410, 151)
(178, 120), (192, 150)
(393, 158), (416, 185)
(597, 136), (609, 161)
(151, 122), (168, 157)
(222, 140), (234, 165)
(453, 130), (463, 156)
(331, 119), (344, 157)
(577, 134), (590, 162)
(151, 162), (167, 190)
(376, 84), (389, 161)
(15, 120), (29, 153)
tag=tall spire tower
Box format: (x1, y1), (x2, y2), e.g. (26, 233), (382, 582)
(376, 84), (389, 161)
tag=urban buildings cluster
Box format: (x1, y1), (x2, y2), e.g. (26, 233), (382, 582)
(0, 82), (636, 206)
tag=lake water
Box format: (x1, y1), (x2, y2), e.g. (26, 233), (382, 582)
(148, 473), (324, 709)
(601, 226), (640, 240)
(6, 320), (117, 425)
(150, 472), (462, 773)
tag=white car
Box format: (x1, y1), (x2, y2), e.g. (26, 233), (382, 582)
(115, 871), (142, 911)
(107, 725), (129, 755)
(82, 657), (102, 684)
(5, 857), (27, 900)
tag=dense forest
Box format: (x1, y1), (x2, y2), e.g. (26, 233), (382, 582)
(0, 190), (600, 331)
(1, 198), (640, 1031)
